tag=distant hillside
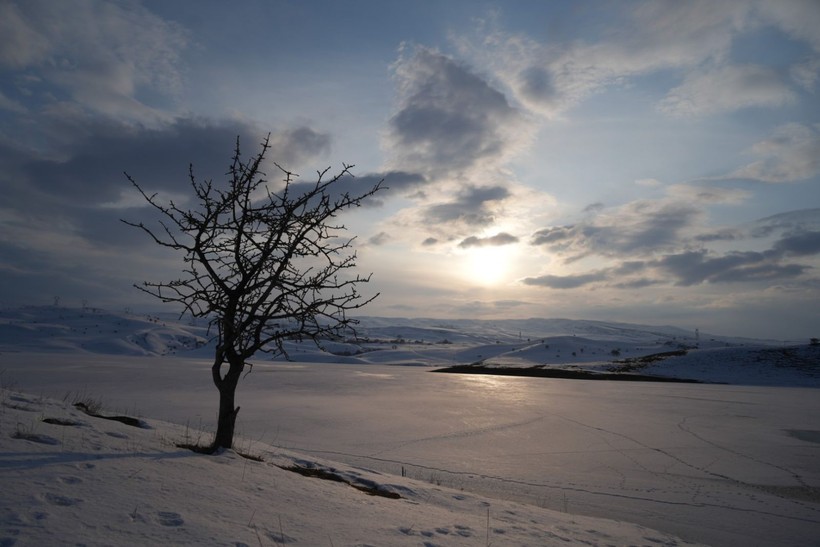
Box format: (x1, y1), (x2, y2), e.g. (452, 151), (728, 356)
(0, 306), (211, 356)
(2, 306), (816, 387)
(1, 306), (766, 358)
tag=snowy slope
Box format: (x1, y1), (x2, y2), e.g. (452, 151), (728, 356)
(0, 389), (704, 546)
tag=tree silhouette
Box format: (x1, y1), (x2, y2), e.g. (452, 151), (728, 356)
(123, 135), (382, 450)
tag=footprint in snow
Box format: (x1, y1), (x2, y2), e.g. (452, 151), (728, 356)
(157, 511), (184, 527)
(42, 493), (81, 507)
(58, 476), (82, 485)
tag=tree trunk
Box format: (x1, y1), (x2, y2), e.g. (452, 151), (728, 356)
(211, 353), (243, 450)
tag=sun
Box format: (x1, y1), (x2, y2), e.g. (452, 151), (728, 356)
(461, 245), (516, 286)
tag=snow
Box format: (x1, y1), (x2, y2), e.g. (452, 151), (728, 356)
(1, 390), (705, 546)
(1, 306), (819, 546)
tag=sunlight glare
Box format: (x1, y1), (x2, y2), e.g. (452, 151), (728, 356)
(461, 245), (516, 286)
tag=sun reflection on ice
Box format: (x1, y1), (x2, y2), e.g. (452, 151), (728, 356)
(458, 373), (534, 404)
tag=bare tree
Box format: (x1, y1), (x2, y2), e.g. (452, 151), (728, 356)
(122, 135), (382, 450)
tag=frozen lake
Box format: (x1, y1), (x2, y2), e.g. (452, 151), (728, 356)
(3, 353), (819, 546)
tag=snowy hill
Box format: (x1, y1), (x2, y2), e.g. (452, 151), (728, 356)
(0, 307), (211, 356)
(1, 306), (816, 386)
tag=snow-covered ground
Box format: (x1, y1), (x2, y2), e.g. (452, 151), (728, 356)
(2, 389), (707, 546)
(1, 306), (819, 545)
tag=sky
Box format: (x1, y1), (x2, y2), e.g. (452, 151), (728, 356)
(1, 0), (819, 339)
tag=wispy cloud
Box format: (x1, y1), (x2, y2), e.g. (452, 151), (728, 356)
(659, 64), (796, 116)
(523, 209), (820, 291)
(530, 200), (702, 259)
(455, 2), (820, 120)
(455, 2), (750, 117)
(522, 271), (607, 289)
(727, 123), (820, 183)
(0, 0), (188, 124)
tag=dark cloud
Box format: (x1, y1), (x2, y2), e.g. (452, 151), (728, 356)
(17, 118), (334, 206)
(28, 120), (248, 202)
(421, 237), (438, 246)
(289, 170), (427, 205)
(458, 232), (519, 249)
(386, 47), (531, 179)
(522, 205), (819, 296)
(611, 261), (648, 275)
(617, 203), (700, 252)
(694, 229), (740, 242)
(654, 250), (809, 285)
(522, 272), (606, 289)
(530, 202), (700, 258)
(423, 185), (510, 227)
(379, 171), (428, 193)
(772, 230), (820, 256)
(611, 278), (662, 289)
(368, 232), (390, 246)
(0, 115), (348, 310)
(268, 127), (331, 164)
(531, 225), (575, 246)
(516, 66), (557, 107)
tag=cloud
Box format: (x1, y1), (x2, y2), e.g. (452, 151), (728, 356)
(17, 118), (299, 205)
(791, 57), (820, 91)
(0, 0), (188, 123)
(0, 2), (50, 68)
(379, 44), (569, 247)
(284, 169), (406, 210)
(530, 200), (701, 258)
(385, 46), (533, 179)
(455, 2), (820, 122)
(531, 225), (575, 247)
(772, 230), (820, 256)
(368, 232), (391, 246)
(529, 183), (757, 264)
(582, 202), (605, 214)
(694, 229), (741, 242)
(758, 0), (820, 53)
(524, 194), (818, 298)
(421, 237), (438, 246)
(455, 2), (750, 117)
(268, 128), (331, 166)
(654, 250), (809, 285)
(0, 89), (26, 113)
(422, 185), (510, 227)
(727, 123), (820, 183)
(522, 272), (607, 289)
(458, 232), (519, 249)
(752, 208), (820, 237)
(659, 64), (796, 116)
(0, 115), (344, 292)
